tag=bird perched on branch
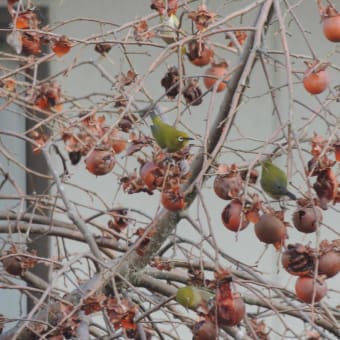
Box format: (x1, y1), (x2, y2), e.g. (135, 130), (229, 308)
(176, 285), (214, 309)
(149, 110), (193, 153)
(260, 160), (296, 200)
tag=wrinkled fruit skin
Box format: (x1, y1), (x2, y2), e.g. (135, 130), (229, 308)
(217, 294), (246, 327)
(254, 214), (285, 245)
(85, 149), (115, 176)
(161, 190), (185, 211)
(213, 173), (243, 200)
(313, 167), (338, 210)
(323, 15), (340, 42)
(292, 206), (323, 233)
(281, 244), (315, 276)
(140, 161), (162, 190)
(221, 199), (249, 232)
(187, 40), (214, 67)
(192, 319), (217, 340)
(295, 276), (327, 303)
(204, 62), (228, 92)
(318, 251), (340, 278)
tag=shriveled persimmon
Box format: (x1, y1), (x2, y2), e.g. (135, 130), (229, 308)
(52, 35), (72, 57)
(281, 243), (315, 276)
(187, 40), (214, 67)
(215, 275), (245, 327)
(85, 148), (115, 176)
(213, 164), (243, 200)
(140, 161), (163, 190)
(161, 189), (185, 211)
(203, 61), (229, 92)
(21, 32), (41, 55)
(292, 206), (323, 233)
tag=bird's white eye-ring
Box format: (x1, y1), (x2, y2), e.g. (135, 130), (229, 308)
(178, 136), (184, 142)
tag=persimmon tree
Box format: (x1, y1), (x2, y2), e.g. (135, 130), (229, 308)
(0, 0), (339, 339)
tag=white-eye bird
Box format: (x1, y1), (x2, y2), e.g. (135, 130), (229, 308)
(176, 285), (214, 309)
(260, 160), (296, 200)
(149, 111), (193, 153)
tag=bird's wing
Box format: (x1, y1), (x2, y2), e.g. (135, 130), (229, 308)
(150, 124), (166, 149)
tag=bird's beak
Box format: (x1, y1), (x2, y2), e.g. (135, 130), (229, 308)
(185, 137), (194, 141)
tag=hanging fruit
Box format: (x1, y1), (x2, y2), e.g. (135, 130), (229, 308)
(140, 161), (163, 190)
(295, 276), (327, 303)
(51, 35), (72, 57)
(313, 167), (338, 210)
(161, 66), (180, 99)
(85, 148), (115, 176)
(204, 61), (229, 92)
(182, 78), (203, 106)
(221, 199), (249, 232)
(254, 214), (286, 249)
(111, 129), (127, 154)
(303, 61), (329, 95)
(192, 318), (217, 340)
(21, 32), (41, 55)
(161, 188), (185, 211)
(187, 40), (214, 67)
(318, 240), (340, 278)
(14, 9), (39, 29)
(321, 5), (340, 42)
(292, 206), (323, 233)
(213, 164), (243, 200)
(214, 272), (245, 327)
(281, 243), (315, 276)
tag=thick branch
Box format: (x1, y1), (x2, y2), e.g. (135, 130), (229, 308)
(127, 0), (275, 275)
(0, 222), (126, 252)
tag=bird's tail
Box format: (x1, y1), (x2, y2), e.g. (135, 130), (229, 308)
(137, 105), (159, 119)
(149, 110), (156, 120)
(286, 190), (296, 200)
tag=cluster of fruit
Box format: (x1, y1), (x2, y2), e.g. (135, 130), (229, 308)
(175, 269), (246, 340)
(121, 147), (192, 211)
(212, 144), (339, 304)
(303, 3), (340, 95)
(6, 5), (72, 57)
(282, 240), (339, 303)
(60, 113), (128, 175)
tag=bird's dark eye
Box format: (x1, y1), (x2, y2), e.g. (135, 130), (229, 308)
(178, 136), (184, 142)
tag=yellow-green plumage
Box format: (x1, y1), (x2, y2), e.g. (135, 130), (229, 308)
(260, 160), (296, 200)
(150, 111), (192, 153)
(176, 286), (214, 309)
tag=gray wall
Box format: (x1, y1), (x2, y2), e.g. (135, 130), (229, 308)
(1, 0), (338, 338)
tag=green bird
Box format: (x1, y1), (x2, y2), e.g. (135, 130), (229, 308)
(149, 111), (193, 153)
(176, 286), (214, 309)
(260, 160), (296, 200)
